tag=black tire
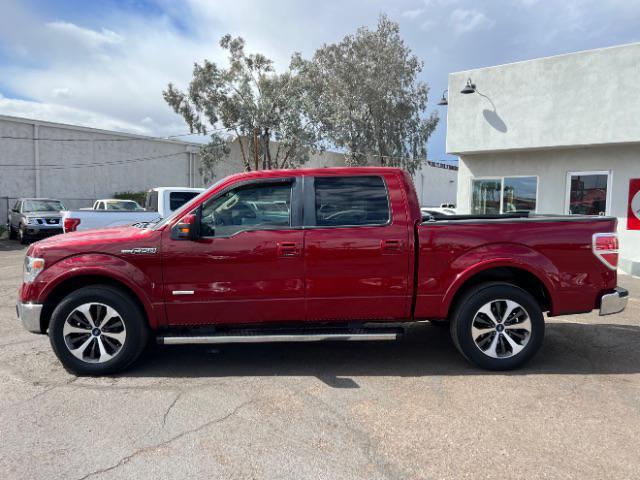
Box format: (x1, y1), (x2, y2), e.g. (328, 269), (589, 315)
(49, 285), (149, 376)
(18, 225), (29, 244)
(450, 282), (544, 370)
(427, 319), (449, 329)
(8, 224), (17, 240)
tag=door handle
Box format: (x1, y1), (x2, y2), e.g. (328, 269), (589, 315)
(381, 239), (403, 254)
(277, 242), (300, 257)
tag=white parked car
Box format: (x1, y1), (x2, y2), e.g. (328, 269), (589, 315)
(62, 187), (205, 232)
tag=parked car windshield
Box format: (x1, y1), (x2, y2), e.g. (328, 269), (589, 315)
(22, 200), (65, 212)
(105, 200), (143, 211)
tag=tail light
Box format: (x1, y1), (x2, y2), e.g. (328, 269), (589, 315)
(592, 232), (619, 270)
(64, 217), (81, 233)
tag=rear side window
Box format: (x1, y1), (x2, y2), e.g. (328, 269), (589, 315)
(169, 191), (200, 211)
(314, 176), (390, 227)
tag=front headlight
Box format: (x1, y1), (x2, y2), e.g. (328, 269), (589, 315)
(26, 217), (39, 225)
(23, 256), (45, 283)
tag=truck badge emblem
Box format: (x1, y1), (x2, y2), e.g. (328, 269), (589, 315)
(120, 247), (157, 255)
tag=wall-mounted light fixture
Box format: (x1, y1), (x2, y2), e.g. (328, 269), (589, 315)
(460, 78), (476, 94)
(437, 89), (448, 106)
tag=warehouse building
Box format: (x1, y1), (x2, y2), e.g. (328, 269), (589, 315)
(445, 42), (640, 275)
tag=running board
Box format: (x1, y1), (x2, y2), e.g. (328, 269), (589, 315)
(157, 330), (401, 345)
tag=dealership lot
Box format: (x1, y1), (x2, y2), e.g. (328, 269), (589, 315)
(1, 239), (639, 480)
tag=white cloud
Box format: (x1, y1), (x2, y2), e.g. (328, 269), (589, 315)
(449, 8), (495, 35)
(0, 94), (149, 134)
(402, 8), (424, 19)
(420, 20), (436, 31)
(52, 87), (72, 99)
(46, 21), (123, 47)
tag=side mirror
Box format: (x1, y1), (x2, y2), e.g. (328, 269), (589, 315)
(171, 212), (199, 241)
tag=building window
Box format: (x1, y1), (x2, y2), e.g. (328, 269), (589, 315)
(503, 177), (537, 213)
(566, 171), (611, 215)
(471, 177), (538, 214)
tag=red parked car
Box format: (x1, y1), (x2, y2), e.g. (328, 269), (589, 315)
(16, 168), (628, 375)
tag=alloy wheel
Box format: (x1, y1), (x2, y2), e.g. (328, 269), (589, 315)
(62, 303), (127, 363)
(471, 299), (532, 358)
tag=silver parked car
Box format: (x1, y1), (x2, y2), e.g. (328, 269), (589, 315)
(7, 198), (66, 244)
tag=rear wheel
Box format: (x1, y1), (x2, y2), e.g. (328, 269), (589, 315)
(8, 224), (17, 240)
(450, 283), (544, 370)
(49, 286), (148, 375)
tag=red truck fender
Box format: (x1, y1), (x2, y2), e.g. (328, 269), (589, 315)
(439, 243), (560, 318)
(35, 253), (161, 329)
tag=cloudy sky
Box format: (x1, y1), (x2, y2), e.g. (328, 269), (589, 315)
(1, 0), (639, 161)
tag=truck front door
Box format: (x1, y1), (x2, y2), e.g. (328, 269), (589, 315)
(162, 177), (305, 326)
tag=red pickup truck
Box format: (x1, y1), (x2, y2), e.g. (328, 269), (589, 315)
(17, 167), (628, 375)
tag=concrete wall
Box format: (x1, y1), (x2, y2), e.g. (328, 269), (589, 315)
(456, 144), (640, 274)
(447, 43), (640, 155)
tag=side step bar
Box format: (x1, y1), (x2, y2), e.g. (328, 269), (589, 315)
(157, 331), (401, 345)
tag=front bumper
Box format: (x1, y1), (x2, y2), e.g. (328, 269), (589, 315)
(16, 302), (43, 333)
(599, 287), (629, 316)
(24, 226), (63, 237)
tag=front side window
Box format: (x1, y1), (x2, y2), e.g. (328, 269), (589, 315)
(472, 177), (538, 214)
(200, 182), (292, 237)
(567, 173), (609, 215)
(314, 176), (390, 227)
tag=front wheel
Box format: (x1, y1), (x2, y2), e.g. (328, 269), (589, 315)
(450, 283), (544, 370)
(18, 225), (28, 244)
(49, 286), (148, 375)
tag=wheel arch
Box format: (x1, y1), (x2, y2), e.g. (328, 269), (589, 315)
(443, 264), (554, 319)
(40, 274), (155, 333)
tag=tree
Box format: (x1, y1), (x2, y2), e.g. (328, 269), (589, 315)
(291, 15), (439, 174)
(163, 34), (321, 178)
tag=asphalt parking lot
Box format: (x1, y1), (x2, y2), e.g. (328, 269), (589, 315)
(0, 239), (639, 479)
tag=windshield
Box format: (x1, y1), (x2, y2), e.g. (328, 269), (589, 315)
(106, 200), (142, 211)
(23, 200), (65, 213)
(152, 183), (222, 230)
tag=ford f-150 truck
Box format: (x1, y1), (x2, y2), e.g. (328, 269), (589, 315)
(16, 167), (628, 375)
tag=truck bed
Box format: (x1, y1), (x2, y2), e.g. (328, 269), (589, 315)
(415, 214), (618, 319)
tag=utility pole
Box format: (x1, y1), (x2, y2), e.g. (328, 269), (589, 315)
(253, 127), (260, 171)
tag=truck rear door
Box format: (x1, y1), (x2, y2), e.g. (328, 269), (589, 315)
(303, 173), (413, 322)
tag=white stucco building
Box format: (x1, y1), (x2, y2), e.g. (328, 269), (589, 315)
(445, 43), (640, 275)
